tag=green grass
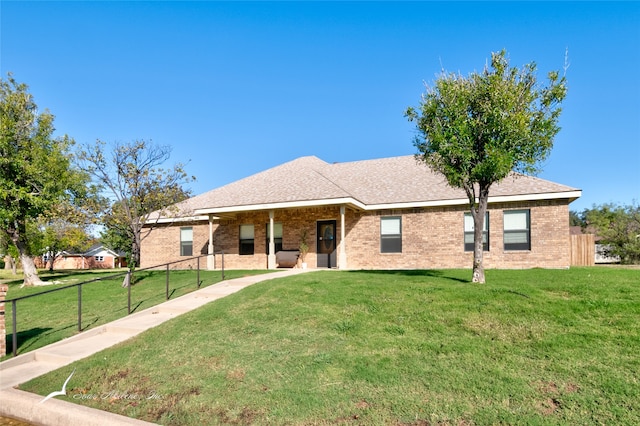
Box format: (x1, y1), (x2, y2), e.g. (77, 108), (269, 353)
(18, 268), (640, 425)
(1, 268), (271, 360)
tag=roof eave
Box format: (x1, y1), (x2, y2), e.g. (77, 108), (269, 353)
(487, 190), (582, 205)
(147, 215), (212, 225)
(194, 197), (366, 215)
(361, 190), (582, 210)
(157, 190), (581, 221)
(84, 247), (119, 257)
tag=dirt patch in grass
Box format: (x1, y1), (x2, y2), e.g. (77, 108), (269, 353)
(533, 379), (581, 396)
(532, 379), (582, 417)
(463, 314), (546, 342)
(226, 368), (246, 381)
(214, 406), (260, 425)
(355, 399), (370, 409)
(538, 397), (562, 416)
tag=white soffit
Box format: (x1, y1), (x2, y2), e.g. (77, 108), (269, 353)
(150, 215), (211, 224)
(191, 190), (582, 216)
(366, 190), (582, 210)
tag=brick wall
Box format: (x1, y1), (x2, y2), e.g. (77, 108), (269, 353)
(34, 255), (119, 269)
(347, 200), (570, 269)
(141, 207), (343, 269)
(140, 200), (571, 270)
(141, 221), (211, 269)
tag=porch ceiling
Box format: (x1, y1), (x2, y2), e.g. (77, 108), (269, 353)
(194, 197), (365, 216)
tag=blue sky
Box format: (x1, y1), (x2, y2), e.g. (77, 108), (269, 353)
(2, 1), (638, 212)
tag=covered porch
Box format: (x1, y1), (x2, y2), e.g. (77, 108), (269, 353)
(196, 203), (356, 271)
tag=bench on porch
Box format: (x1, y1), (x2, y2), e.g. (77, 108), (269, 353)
(276, 250), (300, 268)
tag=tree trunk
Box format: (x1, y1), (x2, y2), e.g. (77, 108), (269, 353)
(21, 252), (45, 286)
(7, 223), (46, 286)
(131, 224), (142, 269)
(471, 185), (490, 284)
(4, 255), (17, 275)
(471, 213), (486, 283)
(131, 236), (140, 269)
(48, 252), (54, 272)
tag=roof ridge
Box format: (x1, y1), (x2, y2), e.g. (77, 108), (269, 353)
(310, 166), (365, 204)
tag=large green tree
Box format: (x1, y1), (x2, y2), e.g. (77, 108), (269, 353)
(29, 218), (98, 271)
(0, 74), (90, 285)
(406, 50), (567, 283)
(76, 140), (194, 268)
(581, 202), (640, 264)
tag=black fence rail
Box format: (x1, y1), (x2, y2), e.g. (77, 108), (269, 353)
(5, 252), (225, 357)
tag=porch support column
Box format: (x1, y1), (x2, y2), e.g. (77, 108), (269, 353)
(268, 210), (276, 269)
(339, 205), (348, 269)
(207, 214), (215, 270)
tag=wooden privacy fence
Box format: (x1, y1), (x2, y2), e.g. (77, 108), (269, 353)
(570, 234), (595, 266)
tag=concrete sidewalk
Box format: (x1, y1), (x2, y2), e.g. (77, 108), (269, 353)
(0, 268), (312, 425)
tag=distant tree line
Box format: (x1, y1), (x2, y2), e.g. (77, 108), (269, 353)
(571, 202), (640, 264)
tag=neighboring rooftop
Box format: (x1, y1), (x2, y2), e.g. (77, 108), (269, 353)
(150, 155), (581, 221)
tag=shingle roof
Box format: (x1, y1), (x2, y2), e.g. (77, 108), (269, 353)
(156, 155), (580, 219)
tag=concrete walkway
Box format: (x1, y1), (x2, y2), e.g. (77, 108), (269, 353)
(0, 268), (312, 425)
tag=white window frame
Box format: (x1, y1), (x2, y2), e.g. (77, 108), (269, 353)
(464, 212), (489, 252)
(380, 216), (402, 253)
(239, 224), (255, 255)
(180, 227), (193, 256)
(503, 210), (531, 251)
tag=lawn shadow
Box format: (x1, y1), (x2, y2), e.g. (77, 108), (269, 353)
(128, 301), (145, 314)
(4, 326), (54, 356)
(131, 271), (154, 285)
(1, 277), (24, 286)
(346, 269), (470, 284)
(39, 269), (127, 282)
(80, 316), (101, 332)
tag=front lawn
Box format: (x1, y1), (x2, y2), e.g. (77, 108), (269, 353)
(20, 268), (640, 425)
(2, 268), (271, 360)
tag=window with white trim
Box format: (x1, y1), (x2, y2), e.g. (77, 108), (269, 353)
(239, 224), (255, 255)
(180, 227), (193, 256)
(464, 212), (489, 251)
(503, 210), (530, 251)
(266, 223), (283, 253)
(380, 216), (402, 253)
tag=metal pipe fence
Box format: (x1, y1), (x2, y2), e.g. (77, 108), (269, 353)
(5, 252), (225, 357)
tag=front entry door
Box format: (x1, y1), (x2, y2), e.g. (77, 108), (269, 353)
(317, 220), (337, 268)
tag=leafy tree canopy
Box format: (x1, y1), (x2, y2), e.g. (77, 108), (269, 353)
(1, 73), (95, 285)
(406, 50), (567, 282)
(76, 139), (194, 268)
(578, 202), (640, 264)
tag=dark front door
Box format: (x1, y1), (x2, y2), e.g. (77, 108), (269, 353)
(317, 220), (337, 268)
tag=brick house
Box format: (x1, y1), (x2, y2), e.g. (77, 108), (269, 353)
(140, 155), (581, 270)
(35, 245), (127, 269)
